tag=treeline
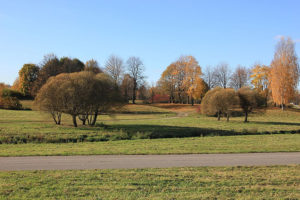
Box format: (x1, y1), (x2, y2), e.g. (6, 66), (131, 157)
(1, 36), (299, 124)
(0, 54), (150, 126)
(154, 37), (299, 110)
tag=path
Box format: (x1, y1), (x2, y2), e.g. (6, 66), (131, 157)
(0, 152), (300, 171)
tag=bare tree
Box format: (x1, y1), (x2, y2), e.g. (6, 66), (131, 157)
(203, 65), (215, 89)
(230, 65), (250, 90)
(105, 55), (124, 85)
(213, 63), (231, 88)
(127, 56), (145, 104)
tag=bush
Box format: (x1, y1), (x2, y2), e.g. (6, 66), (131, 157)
(1, 88), (24, 99)
(0, 97), (22, 110)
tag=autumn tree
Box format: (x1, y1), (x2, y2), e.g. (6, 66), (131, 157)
(238, 87), (264, 122)
(127, 57), (145, 104)
(35, 71), (123, 127)
(157, 63), (177, 103)
(35, 75), (67, 124)
(201, 87), (222, 120)
(201, 87), (237, 121)
(230, 65), (250, 90)
(121, 74), (134, 102)
(84, 59), (102, 74)
(105, 55), (124, 85)
(183, 56), (203, 105)
(193, 78), (209, 104)
(213, 63), (231, 88)
(148, 84), (157, 103)
(269, 37), (299, 110)
(18, 64), (39, 97)
(32, 55), (84, 96)
(250, 64), (270, 106)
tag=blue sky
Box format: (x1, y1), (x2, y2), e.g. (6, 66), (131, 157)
(0, 0), (299, 85)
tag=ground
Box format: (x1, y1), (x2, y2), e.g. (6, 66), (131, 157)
(0, 165), (299, 199)
(1, 102), (300, 199)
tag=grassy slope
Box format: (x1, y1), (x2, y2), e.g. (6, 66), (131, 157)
(1, 105), (300, 143)
(1, 134), (300, 156)
(0, 165), (299, 199)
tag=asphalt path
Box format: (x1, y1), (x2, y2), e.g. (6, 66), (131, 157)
(0, 152), (299, 171)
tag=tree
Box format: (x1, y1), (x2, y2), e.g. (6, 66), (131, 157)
(192, 78), (209, 104)
(238, 87), (264, 122)
(201, 87), (223, 120)
(157, 63), (177, 103)
(84, 59), (102, 74)
(230, 65), (250, 90)
(32, 55), (84, 96)
(35, 71), (123, 127)
(250, 64), (270, 106)
(121, 74), (133, 102)
(35, 75), (67, 124)
(201, 87), (237, 121)
(18, 64), (39, 97)
(269, 37), (299, 110)
(127, 57), (145, 104)
(203, 66), (215, 90)
(183, 56), (203, 105)
(105, 55), (124, 85)
(213, 63), (231, 88)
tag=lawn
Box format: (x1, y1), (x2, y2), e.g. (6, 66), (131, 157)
(0, 165), (299, 199)
(1, 104), (300, 144)
(1, 134), (300, 156)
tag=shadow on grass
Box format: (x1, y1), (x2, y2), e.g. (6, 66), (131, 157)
(104, 124), (300, 139)
(1, 122), (300, 144)
(252, 121), (300, 126)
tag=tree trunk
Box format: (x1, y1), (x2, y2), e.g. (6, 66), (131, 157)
(226, 113), (229, 122)
(217, 111), (221, 121)
(132, 79), (137, 104)
(191, 98), (194, 106)
(57, 113), (61, 125)
(244, 111), (248, 123)
(91, 111), (98, 126)
(72, 115), (77, 127)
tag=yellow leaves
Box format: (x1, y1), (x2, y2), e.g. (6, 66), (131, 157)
(269, 37), (299, 106)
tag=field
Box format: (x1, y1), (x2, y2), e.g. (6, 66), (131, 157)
(1, 134), (300, 156)
(1, 103), (300, 144)
(1, 102), (300, 156)
(1, 102), (300, 199)
(0, 165), (299, 199)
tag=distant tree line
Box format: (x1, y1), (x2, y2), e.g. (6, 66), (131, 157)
(153, 37), (299, 111)
(1, 36), (299, 125)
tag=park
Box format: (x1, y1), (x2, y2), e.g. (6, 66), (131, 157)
(1, 1), (300, 199)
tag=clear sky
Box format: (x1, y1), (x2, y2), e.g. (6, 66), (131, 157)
(0, 0), (299, 85)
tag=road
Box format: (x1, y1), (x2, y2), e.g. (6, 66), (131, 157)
(0, 152), (299, 171)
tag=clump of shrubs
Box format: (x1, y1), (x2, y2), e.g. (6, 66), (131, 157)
(0, 88), (23, 110)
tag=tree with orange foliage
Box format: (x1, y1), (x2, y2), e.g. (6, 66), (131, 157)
(182, 56), (203, 105)
(157, 63), (177, 103)
(269, 37), (299, 110)
(250, 64), (270, 106)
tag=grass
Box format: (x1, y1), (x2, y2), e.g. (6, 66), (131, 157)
(0, 165), (299, 199)
(1, 104), (300, 144)
(0, 134), (299, 156)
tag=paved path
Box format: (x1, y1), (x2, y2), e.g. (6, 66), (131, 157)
(0, 152), (299, 171)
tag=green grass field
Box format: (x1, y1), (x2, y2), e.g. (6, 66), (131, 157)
(1, 103), (300, 144)
(1, 134), (300, 156)
(1, 103), (300, 156)
(0, 165), (299, 199)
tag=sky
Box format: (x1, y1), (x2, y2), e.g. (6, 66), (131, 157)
(0, 0), (299, 85)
